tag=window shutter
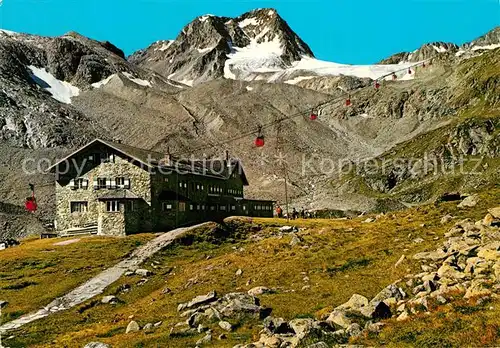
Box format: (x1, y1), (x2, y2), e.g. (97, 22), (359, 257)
(106, 178), (111, 189)
(110, 179), (116, 189)
(69, 179), (76, 190)
(124, 178), (130, 189)
(82, 180), (89, 189)
(93, 179), (98, 190)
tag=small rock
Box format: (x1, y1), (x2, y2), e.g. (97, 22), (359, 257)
(101, 295), (118, 304)
(394, 255), (406, 268)
(124, 271), (134, 276)
(397, 311), (409, 321)
(362, 217), (376, 223)
(279, 226), (294, 233)
(135, 269), (152, 276)
(290, 233), (301, 246)
(423, 280), (436, 293)
(235, 269), (243, 276)
(143, 323), (153, 331)
(441, 214), (454, 224)
(436, 295), (447, 304)
(162, 287), (172, 294)
(218, 320), (233, 332)
(413, 238), (425, 244)
(248, 286), (272, 296)
(84, 342), (110, 348)
(346, 323), (362, 337)
(218, 333), (227, 340)
(483, 213), (495, 226)
(154, 321), (163, 327)
(126, 320), (140, 333)
(0, 300), (8, 309)
(196, 332), (212, 346)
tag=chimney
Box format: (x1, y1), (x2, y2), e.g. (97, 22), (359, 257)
(163, 147), (173, 166)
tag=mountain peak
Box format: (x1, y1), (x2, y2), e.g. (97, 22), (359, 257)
(129, 8), (313, 86)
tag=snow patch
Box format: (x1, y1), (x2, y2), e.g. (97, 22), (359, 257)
(123, 72), (152, 87)
(288, 56), (416, 80)
(91, 74), (115, 88)
(28, 65), (80, 104)
(432, 45), (448, 53)
(285, 75), (316, 85)
(199, 15), (214, 22)
(178, 78), (194, 87)
(268, 10), (275, 16)
(471, 43), (500, 51)
(0, 29), (17, 36)
(197, 47), (214, 54)
(224, 37), (284, 80)
(156, 40), (174, 52)
(239, 17), (259, 28)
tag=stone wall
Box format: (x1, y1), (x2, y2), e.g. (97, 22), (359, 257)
(97, 201), (126, 237)
(55, 147), (152, 235)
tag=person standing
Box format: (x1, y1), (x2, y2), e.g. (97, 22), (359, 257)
(276, 205), (283, 218)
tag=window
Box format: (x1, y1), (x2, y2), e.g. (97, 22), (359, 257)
(179, 202), (186, 212)
(220, 205), (226, 211)
(243, 205), (247, 211)
(190, 204), (194, 211)
(127, 201), (136, 212)
(96, 178), (107, 190)
(70, 179), (88, 190)
(76, 179), (88, 189)
(70, 201), (88, 213)
(210, 205), (216, 211)
(100, 153), (114, 163)
(162, 202), (173, 211)
(164, 177), (169, 183)
(231, 206), (236, 211)
(116, 177), (125, 187)
(106, 201), (120, 212)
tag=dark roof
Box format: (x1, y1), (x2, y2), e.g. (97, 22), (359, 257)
(97, 189), (140, 200)
(47, 138), (250, 185)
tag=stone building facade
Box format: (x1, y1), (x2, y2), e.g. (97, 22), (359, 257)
(48, 139), (274, 236)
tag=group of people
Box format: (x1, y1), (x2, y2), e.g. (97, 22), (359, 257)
(275, 205), (315, 219)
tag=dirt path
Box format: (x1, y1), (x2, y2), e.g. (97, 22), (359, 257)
(0, 223), (209, 333)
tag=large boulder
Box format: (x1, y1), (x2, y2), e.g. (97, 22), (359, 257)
(178, 290), (217, 311)
(335, 294), (369, 311)
(488, 207), (500, 219)
(213, 292), (270, 320)
(458, 195), (479, 208)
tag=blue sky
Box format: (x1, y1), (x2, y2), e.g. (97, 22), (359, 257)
(0, 0), (498, 64)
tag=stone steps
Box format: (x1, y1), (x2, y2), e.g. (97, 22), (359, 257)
(59, 225), (98, 238)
